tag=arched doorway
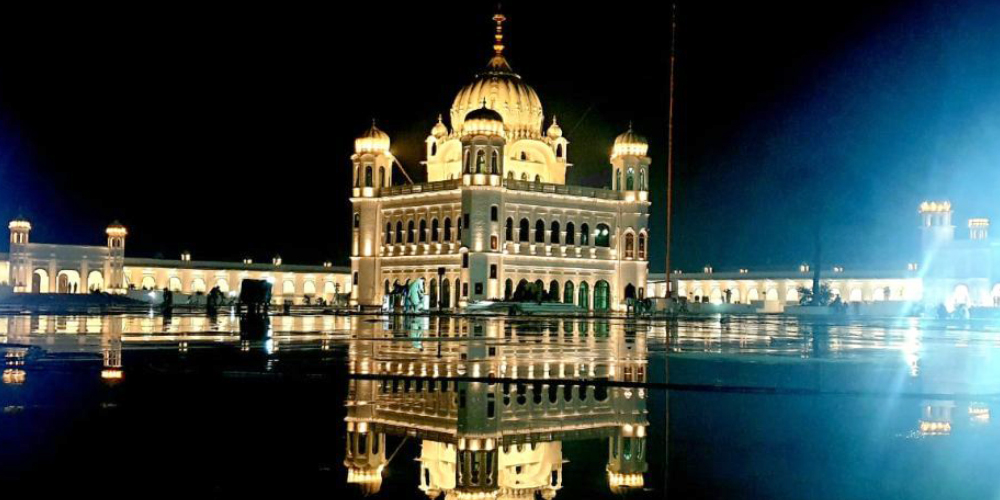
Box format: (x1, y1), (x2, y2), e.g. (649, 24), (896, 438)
(578, 282), (590, 309)
(191, 278), (207, 294)
(708, 288), (721, 304)
(168, 277), (182, 292)
(549, 280), (560, 302)
(441, 279), (451, 308)
(87, 271), (104, 292)
(56, 270), (81, 294)
(765, 288), (779, 301)
(429, 278), (438, 308)
(953, 284), (971, 307)
(216, 278), (230, 294)
(563, 281), (574, 304)
(504, 279), (513, 301)
(594, 280), (610, 311)
(140, 276), (156, 290)
(32, 269), (49, 293)
(747, 289), (759, 302)
(624, 283), (636, 301)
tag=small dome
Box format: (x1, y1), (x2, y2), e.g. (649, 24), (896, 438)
(546, 116), (562, 139)
(431, 115), (449, 138)
(355, 120), (391, 155)
(612, 124), (648, 158)
(462, 101), (506, 137)
(8, 216), (30, 231)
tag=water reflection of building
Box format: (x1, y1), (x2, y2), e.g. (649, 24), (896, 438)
(344, 317), (649, 497)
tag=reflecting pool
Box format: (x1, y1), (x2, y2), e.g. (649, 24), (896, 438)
(2, 313), (1000, 498)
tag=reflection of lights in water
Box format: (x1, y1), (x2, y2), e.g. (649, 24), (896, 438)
(264, 338), (275, 354)
(969, 404), (991, 424)
(101, 368), (123, 380)
(2, 369), (25, 385)
(919, 420), (951, 436)
(902, 327), (921, 377)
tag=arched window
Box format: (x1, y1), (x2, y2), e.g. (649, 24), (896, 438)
(384, 280), (390, 295)
(521, 172), (528, 181)
(385, 222), (392, 244)
(595, 224), (611, 247)
(475, 149), (486, 173)
(520, 151), (527, 161)
(639, 168), (645, 190)
(507, 171), (514, 180)
(463, 150), (470, 173)
(580, 223), (590, 246)
(556, 144), (563, 157)
(431, 219), (440, 242)
(625, 233), (634, 258)
(550, 221), (560, 244)
(535, 220), (545, 243)
(616, 169), (621, 191)
(638, 232), (646, 258)
(505, 218), (514, 241)
(365, 166), (373, 187)
(380, 166), (386, 187)
(419, 219), (427, 242)
(578, 282), (590, 309)
(457, 217), (463, 241)
(491, 150), (499, 174)
(431, 142), (437, 156)
(519, 219), (530, 242)
(353, 212), (360, 228)
(549, 280), (560, 301)
(626, 167), (634, 190)
(534, 174), (541, 183)
(395, 221), (403, 243)
(355, 165), (361, 187)
(594, 280), (611, 311)
(444, 218), (452, 241)
(504, 279), (513, 300)
(407, 220), (415, 243)
(563, 281), (575, 304)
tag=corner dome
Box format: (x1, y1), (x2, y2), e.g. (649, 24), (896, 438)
(546, 116), (562, 139)
(355, 121), (391, 155)
(431, 115), (448, 138)
(612, 124), (648, 158)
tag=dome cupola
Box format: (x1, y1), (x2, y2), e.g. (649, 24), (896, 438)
(355, 120), (391, 155)
(612, 123), (648, 159)
(450, 10), (544, 138)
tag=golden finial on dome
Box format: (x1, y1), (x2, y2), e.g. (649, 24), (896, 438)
(493, 6), (506, 55)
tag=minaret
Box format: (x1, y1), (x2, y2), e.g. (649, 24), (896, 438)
(350, 121), (393, 307)
(919, 201), (955, 252)
(105, 221), (127, 293)
(610, 123), (651, 199)
(8, 217), (31, 292)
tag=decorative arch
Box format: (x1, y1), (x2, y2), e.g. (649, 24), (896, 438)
(32, 269), (49, 293)
(283, 280), (295, 295)
(215, 278), (230, 293)
(56, 270), (81, 294)
(594, 280), (611, 311)
(563, 281), (575, 304)
(87, 270), (104, 292)
(168, 277), (182, 292)
(550, 221), (560, 244)
(303, 281), (317, 296)
(624, 232), (635, 259)
(746, 288), (760, 302)
(578, 282), (590, 309)
(191, 278), (207, 294)
(535, 220), (545, 242)
(140, 275), (156, 290)
(565, 222), (575, 245)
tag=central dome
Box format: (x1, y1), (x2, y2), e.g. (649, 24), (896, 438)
(450, 18), (544, 139)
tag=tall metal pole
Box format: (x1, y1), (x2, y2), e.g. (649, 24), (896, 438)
(665, 2), (677, 298)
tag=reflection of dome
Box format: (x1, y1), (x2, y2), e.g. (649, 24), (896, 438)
(546, 116), (562, 139)
(431, 115), (449, 138)
(106, 220), (127, 237)
(451, 12), (543, 137)
(612, 124), (648, 159)
(607, 471), (644, 495)
(346, 466), (384, 496)
(462, 101), (506, 137)
(355, 120), (391, 155)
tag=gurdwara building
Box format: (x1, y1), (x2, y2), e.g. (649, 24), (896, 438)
(349, 13), (652, 312)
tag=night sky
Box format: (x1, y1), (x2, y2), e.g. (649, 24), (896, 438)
(0, 1), (997, 272)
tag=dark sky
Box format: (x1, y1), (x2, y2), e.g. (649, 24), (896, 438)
(0, 1), (997, 272)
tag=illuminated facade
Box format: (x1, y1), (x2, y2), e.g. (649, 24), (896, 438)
(350, 12), (651, 311)
(652, 200), (1000, 312)
(343, 316), (649, 498)
(3, 217), (351, 305)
